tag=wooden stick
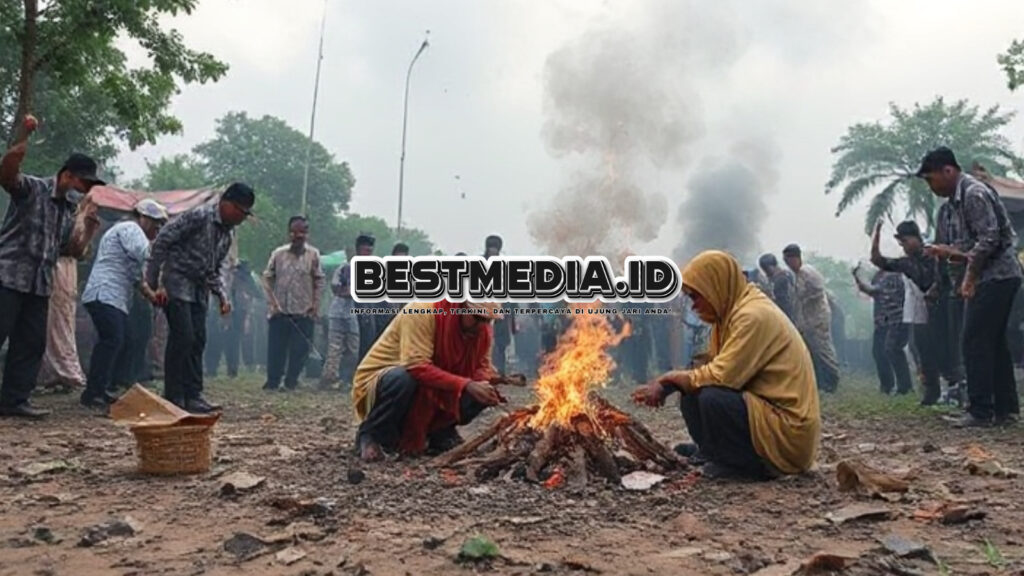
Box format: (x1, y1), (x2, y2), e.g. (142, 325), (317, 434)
(526, 423), (560, 482)
(433, 414), (512, 468)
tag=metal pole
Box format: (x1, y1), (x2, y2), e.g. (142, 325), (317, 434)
(397, 33), (429, 238)
(301, 0), (328, 216)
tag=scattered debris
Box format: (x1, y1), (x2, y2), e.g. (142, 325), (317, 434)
(836, 459), (910, 495)
(32, 526), (60, 545)
(219, 471), (266, 496)
(458, 536), (501, 562)
(658, 547), (704, 559)
(266, 496), (334, 518)
(423, 536), (446, 550)
(750, 561), (802, 576)
(671, 512), (709, 539)
(800, 549), (861, 573)
(704, 551), (734, 563)
(15, 460), (71, 477)
(913, 502), (986, 525)
(621, 471), (666, 491)
(223, 532), (269, 561)
(347, 468), (366, 485)
(878, 533), (929, 559)
(276, 546), (307, 566)
(826, 504), (893, 525)
(966, 459), (1020, 478)
(276, 446), (301, 460)
(78, 517), (142, 547)
(562, 558), (601, 573)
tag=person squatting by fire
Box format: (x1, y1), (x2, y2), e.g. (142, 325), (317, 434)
(633, 251), (821, 481)
(352, 301), (506, 461)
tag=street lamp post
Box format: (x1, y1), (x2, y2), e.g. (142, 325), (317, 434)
(396, 32), (429, 239)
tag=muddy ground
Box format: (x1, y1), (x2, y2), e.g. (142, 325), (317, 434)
(1, 374), (1023, 576)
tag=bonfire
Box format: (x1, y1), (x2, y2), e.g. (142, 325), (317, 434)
(433, 309), (685, 486)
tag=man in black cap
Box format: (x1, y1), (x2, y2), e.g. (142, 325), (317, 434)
(146, 183), (254, 413)
(918, 147), (1023, 427)
(483, 234), (516, 374)
(0, 127), (104, 418)
(868, 219), (943, 404)
(758, 253), (796, 321)
(783, 244), (840, 392)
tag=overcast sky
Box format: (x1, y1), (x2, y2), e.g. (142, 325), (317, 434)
(118, 0), (1024, 263)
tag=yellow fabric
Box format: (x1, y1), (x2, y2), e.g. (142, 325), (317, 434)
(683, 251), (820, 474)
(352, 302), (438, 421)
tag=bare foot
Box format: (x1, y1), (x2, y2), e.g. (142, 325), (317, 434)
(360, 440), (384, 462)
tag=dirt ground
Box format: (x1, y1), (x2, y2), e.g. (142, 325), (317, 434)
(2, 374), (1023, 576)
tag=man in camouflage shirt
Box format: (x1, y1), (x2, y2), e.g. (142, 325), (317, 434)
(919, 147), (1023, 427)
(145, 183), (255, 413)
(853, 264), (910, 396)
(0, 129), (104, 418)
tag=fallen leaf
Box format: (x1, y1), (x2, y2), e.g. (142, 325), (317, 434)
(220, 471), (266, 496)
(826, 504), (893, 525)
(966, 459), (1020, 478)
(750, 561), (802, 576)
(275, 546), (307, 566)
(15, 460), (70, 477)
(801, 551), (857, 573)
(621, 471), (666, 491)
(836, 460), (910, 495)
(878, 533), (929, 558)
(940, 505), (986, 525)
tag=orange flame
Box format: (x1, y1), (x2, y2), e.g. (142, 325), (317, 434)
(529, 306), (632, 430)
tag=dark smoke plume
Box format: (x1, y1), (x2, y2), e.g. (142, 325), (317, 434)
(673, 139), (782, 265)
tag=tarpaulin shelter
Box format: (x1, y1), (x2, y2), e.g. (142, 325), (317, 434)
(88, 185), (221, 217)
(971, 165), (1024, 239)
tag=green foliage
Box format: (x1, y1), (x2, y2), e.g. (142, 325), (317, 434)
(458, 536), (500, 561)
(129, 112), (436, 270)
(826, 98), (1022, 234)
(136, 154), (207, 190)
(194, 112), (354, 218)
(0, 0), (227, 174)
(805, 253), (872, 340)
(998, 39), (1024, 92)
(982, 539), (1005, 569)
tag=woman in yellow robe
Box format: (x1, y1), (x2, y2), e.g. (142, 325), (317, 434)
(633, 250), (820, 479)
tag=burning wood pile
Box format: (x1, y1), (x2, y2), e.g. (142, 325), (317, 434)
(434, 311), (685, 486)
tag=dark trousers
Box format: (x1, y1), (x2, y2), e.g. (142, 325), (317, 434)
(872, 323), (912, 394)
(913, 322), (941, 402)
(357, 315), (377, 362)
(935, 293), (967, 383)
(680, 386), (767, 479)
(84, 302), (128, 400)
(163, 299), (207, 403)
(963, 278), (1022, 419)
(266, 315), (314, 389)
(115, 296), (153, 386)
(206, 309), (244, 377)
(0, 286), (49, 407)
(492, 337), (510, 375)
(357, 367), (487, 451)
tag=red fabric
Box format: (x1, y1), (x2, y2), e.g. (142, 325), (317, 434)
(88, 186), (219, 216)
(399, 301), (493, 455)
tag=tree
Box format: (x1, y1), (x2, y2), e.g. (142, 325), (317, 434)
(826, 98), (1021, 234)
(998, 39), (1024, 92)
(133, 154), (207, 190)
(194, 112), (354, 220)
(0, 0), (227, 173)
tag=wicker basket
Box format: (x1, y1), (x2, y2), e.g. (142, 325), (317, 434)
(132, 424), (213, 476)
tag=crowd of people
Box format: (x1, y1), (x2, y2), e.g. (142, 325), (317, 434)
(0, 131), (1020, 479)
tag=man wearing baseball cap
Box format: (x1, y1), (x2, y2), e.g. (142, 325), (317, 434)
(79, 199), (169, 410)
(0, 119), (105, 418)
(146, 183), (255, 413)
(918, 146), (1022, 427)
(868, 219), (944, 405)
(352, 301), (505, 462)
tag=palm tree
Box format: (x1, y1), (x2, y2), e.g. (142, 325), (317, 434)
(826, 98), (1021, 234)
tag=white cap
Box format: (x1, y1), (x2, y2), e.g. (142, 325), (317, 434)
(135, 198), (168, 221)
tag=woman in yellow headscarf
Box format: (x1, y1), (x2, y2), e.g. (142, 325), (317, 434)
(633, 250), (820, 479)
